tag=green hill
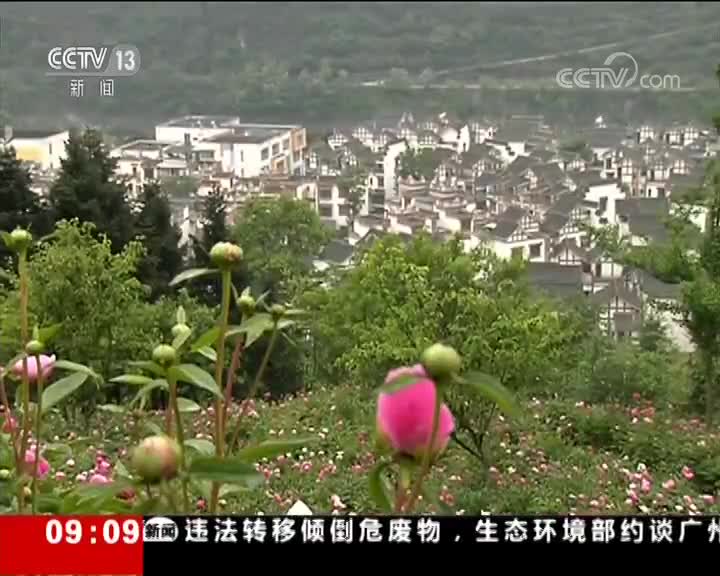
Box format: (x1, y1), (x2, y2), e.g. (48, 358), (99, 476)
(0, 2), (718, 131)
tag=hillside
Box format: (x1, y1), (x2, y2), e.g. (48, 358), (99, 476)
(0, 2), (719, 131)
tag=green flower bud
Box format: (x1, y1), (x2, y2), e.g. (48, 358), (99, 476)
(209, 242), (243, 269)
(270, 304), (285, 322)
(0, 469), (10, 480)
(131, 435), (181, 484)
(171, 323), (191, 339)
(421, 343), (462, 381)
(152, 344), (177, 366)
(25, 340), (45, 355)
(9, 228), (32, 253)
(237, 294), (256, 316)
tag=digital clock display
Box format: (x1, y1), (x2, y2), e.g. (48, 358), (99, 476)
(45, 518), (141, 545)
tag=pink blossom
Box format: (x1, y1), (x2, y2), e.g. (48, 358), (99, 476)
(196, 498), (207, 511)
(24, 448), (50, 479)
(682, 466), (695, 480)
(331, 494), (346, 510)
(377, 365), (455, 459)
(702, 494), (715, 505)
(300, 461), (312, 474)
(627, 489), (639, 505)
(89, 473), (110, 485)
(640, 478), (652, 494)
(12, 355), (56, 383)
(54, 471), (66, 481)
(662, 479), (676, 491)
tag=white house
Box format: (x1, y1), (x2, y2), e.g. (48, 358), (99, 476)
(382, 140), (408, 198)
(2, 127), (69, 171)
(482, 206), (547, 261)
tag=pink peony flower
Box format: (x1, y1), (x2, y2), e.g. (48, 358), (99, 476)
(55, 471), (66, 481)
(662, 479), (676, 491)
(682, 466), (695, 480)
(12, 355), (56, 383)
(640, 477), (652, 494)
(89, 473), (110, 485)
(702, 494), (715, 505)
(377, 365), (455, 460)
(24, 448), (50, 479)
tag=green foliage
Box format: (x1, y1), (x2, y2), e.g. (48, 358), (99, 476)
(133, 182), (183, 299)
(48, 130), (135, 252)
(232, 196), (332, 296)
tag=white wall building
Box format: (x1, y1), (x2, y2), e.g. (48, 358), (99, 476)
(2, 128), (69, 171)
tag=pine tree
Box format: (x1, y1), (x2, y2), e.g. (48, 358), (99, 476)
(191, 184), (230, 303)
(134, 181), (183, 298)
(48, 129), (134, 251)
(0, 146), (50, 264)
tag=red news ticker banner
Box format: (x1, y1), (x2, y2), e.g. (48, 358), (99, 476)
(0, 515), (144, 575)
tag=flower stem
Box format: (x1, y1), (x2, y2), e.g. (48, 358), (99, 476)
(227, 325), (278, 454)
(0, 373), (19, 470)
(17, 251), (30, 513)
(403, 386), (442, 513)
(168, 373), (190, 513)
(222, 334), (245, 438)
(31, 361), (44, 514)
(209, 269), (232, 514)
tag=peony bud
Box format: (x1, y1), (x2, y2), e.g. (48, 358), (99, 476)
(209, 242), (243, 269)
(152, 344), (177, 366)
(238, 294), (256, 316)
(270, 304), (285, 322)
(0, 469), (10, 480)
(131, 435), (181, 484)
(171, 323), (191, 339)
(421, 343), (461, 381)
(8, 228), (32, 253)
(25, 340), (45, 356)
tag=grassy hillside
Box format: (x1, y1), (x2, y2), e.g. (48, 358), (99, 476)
(0, 2), (718, 131)
(35, 382), (720, 516)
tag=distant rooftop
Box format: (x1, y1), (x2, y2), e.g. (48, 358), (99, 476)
(9, 128), (66, 140)
(207, 126), (290, 144)
(159, 115), (300, 131)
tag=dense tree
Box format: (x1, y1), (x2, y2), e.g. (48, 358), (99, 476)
(190, 185), (230, 304)
(231, 196), (331, 299)
(48, 129), (134, 252)
(0, 147), (49, 264)
(134, 181), (183, 298)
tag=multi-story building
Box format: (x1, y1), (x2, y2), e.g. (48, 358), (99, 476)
(1, 127), (69, 171)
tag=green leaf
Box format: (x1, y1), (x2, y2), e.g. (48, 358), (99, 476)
(110, 374), (154, 386)
(381, 374), (422, 395)
(196, 346), (217, 363)
(368, 461), (393, 512)
(36, 494), (62, 514)
(131, 379), (169, 410)
(43, 443), (73, 460)
(191, 326), (220, 351)
(169, 268), (216, 287)
(172, 328), (192, 350)
(188, 457), (264, 487)
(276, 318), (296, 330)
(176, 306), (186, 325)
(32, 325), (40, 340)
(458, 371), (520, 418)
(0, 268), (11, 282)
(53, 360), (98, 378)
(98, 404), (126, 414)
(39, 323), (62, 344)
(126, 361), (166, 377)
(143, 421), (163, 436)
(168, 364), (222, 400)
(235, 438), (317, 462)
(0, 231), (12, 248)
(240, 286), (251, 299)
(177, 397), (201, 413)
(226, 313), (275, 347)
(42, 372), (90, 414)
(113, 460), (132, 480)
(184, 438), (216, 456)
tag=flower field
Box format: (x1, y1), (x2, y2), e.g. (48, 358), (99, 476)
(7, 383), (718, 517)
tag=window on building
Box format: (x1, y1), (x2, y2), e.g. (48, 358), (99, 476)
(261, 148), (269, 161)
(49, 143), (53, 155)
(272, 143), (280, 156)
(339, 204), (351, 216)
(658, 187), (666, 198)
(319, 205), (333, 218)
(240, 150), (244, 162)
(529, 243), (542, 258)
(283, 138), (290, 151)
(511, 247), (524, 259)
